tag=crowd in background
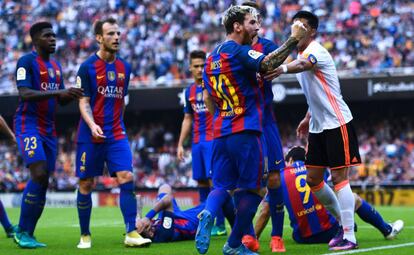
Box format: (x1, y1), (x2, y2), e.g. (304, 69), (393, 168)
(1, 118), (413, 192)
(1, 0), (413, 93)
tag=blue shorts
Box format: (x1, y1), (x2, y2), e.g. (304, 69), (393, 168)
(191, 141), (213, 181)
(17, 134), (57, 173)
(293, 223), (340, 244)
(263, 122), (285, 172)
(76, 139), (132, 178)
(211, 131), (266, 190)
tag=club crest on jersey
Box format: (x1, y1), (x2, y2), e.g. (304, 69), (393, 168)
(196, 92), (202, 101)
(17, 67), (26, 80)
(308, 54), (317, 65)
(28, 150), (35, 158)
(118, 73), (125, 80)
(48, 68), (55, 78)
(163, 217), (173, 229)
(107, 71), (116, 81)
(248, 50), (263, 59)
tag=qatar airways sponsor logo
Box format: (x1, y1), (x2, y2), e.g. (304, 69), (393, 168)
(191, 102), (208, 113)
(97, 85), (123, 98)
(41, 82), (60, 91)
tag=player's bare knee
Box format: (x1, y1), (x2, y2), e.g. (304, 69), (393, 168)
(29, 162), (49, 188)
(330, 167), (349, 185)
(267, 172), (281, 189)
(354, 193), (362, 209)
(306, 175), (321, 188)
(79, 178), (94, 194)
(158, 184), (172, 195)
(197, 179), (210, 187)
(116, 171), (133, 184)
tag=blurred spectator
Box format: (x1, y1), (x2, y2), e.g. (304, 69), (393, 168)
(0, 0), (413, 94)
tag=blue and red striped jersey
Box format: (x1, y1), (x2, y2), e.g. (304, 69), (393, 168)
(252, 37), (278, 126)
(203, 40), (266, 138)
(14, 51), (65, 137)
(183, 83), (213, 143)
(281, 161), (337, 238)
(76, 54), (131, 143)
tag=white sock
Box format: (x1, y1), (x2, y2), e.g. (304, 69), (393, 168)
(336, 182), (356, 243)
(311, 182), (342, 225)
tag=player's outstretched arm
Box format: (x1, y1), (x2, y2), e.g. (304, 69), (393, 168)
(18, 87), (83, 103)
(259, 21), (307, 73)
(177, 113), (193, 161)
(137, 194), (174, 233)
(57, 87), (84, 105)
(79, 97), (106, 139)
(0, 115), (16, 145)
(263, 58), (314, 81)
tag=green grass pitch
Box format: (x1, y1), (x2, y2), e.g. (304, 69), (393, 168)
(0, 206), (413, 255)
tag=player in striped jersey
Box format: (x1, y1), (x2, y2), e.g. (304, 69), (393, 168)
(75, 18), (150, 249)
(240, 2), (286, 252)
(252, 147), (403, 245)
(267, 10), (361, 250)
(13, 22), (83, 248)
(177, 50), (227, 236)
(196, 5), (307, 255)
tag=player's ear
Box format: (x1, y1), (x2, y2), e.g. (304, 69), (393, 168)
(310, 28), (317, 38)
(95, 34), (103, 44)
(234, 22), (241, 33)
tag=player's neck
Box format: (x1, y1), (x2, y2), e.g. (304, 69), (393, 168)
(251, 35), (258, 45)
(194, 78), (202, 85)
(226, 34), (243, 45)
(97, 50), (116, 63)
(35, 48), (50, 61)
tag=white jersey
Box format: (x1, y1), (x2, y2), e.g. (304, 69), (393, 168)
(296, 41), (353, 133)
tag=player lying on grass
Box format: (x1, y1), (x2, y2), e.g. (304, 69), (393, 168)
(243, 146), (404, 251)
(136, 184), (234, 243)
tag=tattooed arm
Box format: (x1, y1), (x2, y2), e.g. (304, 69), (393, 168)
(79, 97), (106, 139)
(259, 21), (307, 72)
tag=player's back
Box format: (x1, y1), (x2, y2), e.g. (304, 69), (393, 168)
(281, 161), (337, 239)
(203, 40), (265, 138)
(14, 52), (64, 137)
(184, 83), (213, 143)
(296, 41), (352, 132)
(76, 54), (131, 143)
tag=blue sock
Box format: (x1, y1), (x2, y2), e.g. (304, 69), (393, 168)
(119, 182), (137, 233)
(0, 200), (12, 230)
(199, 186), (210, 203)
(77, 190), (92, 235)
(356, 199), (392, 236)
(205, 189), (229, 219)
(228, 190), (262, 248)
(19, 180), (42, 232)
(28, 187), (47, 236)
(222, 195), (235, 227)
(215, 208), (225, 227)
(268, 187), (284, 237)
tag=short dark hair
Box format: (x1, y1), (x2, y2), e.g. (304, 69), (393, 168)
(292, 10), (319, 30)
(189, 50), (206, 62)
(94, 17), (117, 35)
(222, 5), (257, 34)
(285, 146), (306, 162)
(29, 21), (53, 39)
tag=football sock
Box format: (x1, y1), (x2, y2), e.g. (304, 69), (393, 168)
(221, 194), (235, 227)
(356, 199), (392, 236)
(215, 208), (225, 227)
(119, 182), (137, 233)
(77, 190), (92, 235)
(205, 189), (229, 218)
(28, 187), (47, 236)
(19, 180), (42, 233)
(0, 200), (12, 230)
(335, 180), (356, 243)
(268, 187), (284, 237)
(311, 181), (342, 225)
(228, 190), (261, 248)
